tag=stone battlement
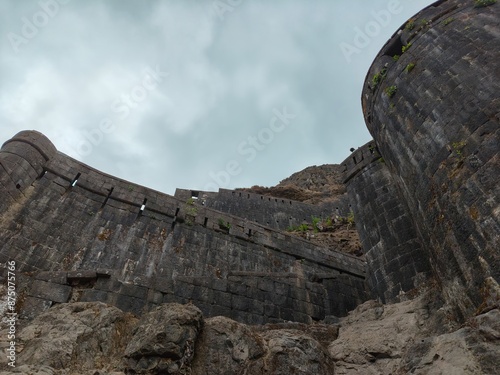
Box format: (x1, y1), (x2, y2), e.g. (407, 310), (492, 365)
(175, 187), (350, 232)
(0, 130), (367, 324)
(341, 141), (381, 184)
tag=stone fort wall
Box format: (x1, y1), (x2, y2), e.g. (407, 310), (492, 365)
(342, 142), (432, 302)
(0, 130), (367, 324)
(344, 0), (499, 319)
(174, 188), (350, 232)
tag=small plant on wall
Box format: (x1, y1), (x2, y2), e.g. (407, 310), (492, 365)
(405, 63), (416, 73)
(218, 218), (231, 231)
(443, 17), (454, 26)
(402, 43), (412, 53)
(311, 216), (321, 233)
(474, 0), (496, 7)
(385, 85), (397, 98)
(451, 141), (467, 161)
(372, 67), (387, 89)
(405, 20), (415, 31)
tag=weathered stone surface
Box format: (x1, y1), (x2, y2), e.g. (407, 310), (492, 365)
(0, 366), (125, 375)
(400, 309), (500, 374)
(0, 1), (499, 374)
(329, 291), (500, 374)
(14, 302), (137, 372)
(355, 0), (500, 319)
(0, 129), (367, 324)
(28, 280), (71, 304)
(124, 303), (203, 374)
(0, 295), (498, 374)
(253, 329), (335, 374)
(191, 316), (265, 374)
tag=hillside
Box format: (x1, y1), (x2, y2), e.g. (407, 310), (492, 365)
(239, 164), (363, 257)
(240, 164), (346, 205)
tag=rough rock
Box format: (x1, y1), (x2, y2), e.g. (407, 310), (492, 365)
(13, 302), (136, 373)
(252, 329), (335, 375)
(1, 296), (498, 374)
(240, 164), (346, 205)
(124, 303), (203, 374)
(190, 316), (265, 374)
(329, 291), (500, 374)
(401, 309), (500, 374)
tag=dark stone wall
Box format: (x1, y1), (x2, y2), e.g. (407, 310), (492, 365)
(0, 131), (367, 324)
(0, 130), (57, 209)
(342, 142), (432, 302)
(175, 188), (350, 232)
(362, 0), (499, 318)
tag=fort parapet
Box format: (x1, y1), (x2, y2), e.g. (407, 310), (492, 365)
(341, 142), (431, 302)
(0, 130), (367, 323)
(174, 187), (350, 232)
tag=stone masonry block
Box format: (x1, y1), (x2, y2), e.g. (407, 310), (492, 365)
(115, 294), (145, 315)
(67, 270), (97, 281)
(79, 289), (110, 303)
(264, 301), (279, 318)
(95, 277), (123, 292)
(274, 282), (290, 296)
(147, 289), (163, 305)
(34, 271), (68, 285)
(120, 283), (148, 299)
(213, 291), (232, 308)
(29, 280), (72, 303)
(232, 295), (252, 312)
(210, 305), (232, 318)
(257, 278), (275, 292)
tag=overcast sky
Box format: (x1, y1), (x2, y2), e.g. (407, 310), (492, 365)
(1, 0), (435, 194)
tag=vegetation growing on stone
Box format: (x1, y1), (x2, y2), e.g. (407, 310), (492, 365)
(405, 20), (415, 31)
(451, 141), (467, 160)
(218, 218), (231, 230)
(372, 67), (387, 88)
(385, 85), (397, 98)
(443, 17), (454, 26)
(405, 63), (416, 73)
(474, 0), (496, 7)
(402, 43), (412, 53)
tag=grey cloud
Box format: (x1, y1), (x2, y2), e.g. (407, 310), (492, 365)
(1, 0), (435, 194)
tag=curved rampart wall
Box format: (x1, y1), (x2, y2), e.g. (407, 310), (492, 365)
(175, 188), (350, 232)
(0, 131), (367, 323)
(342, 142), (432, 301)
(363, 0), (499, 318)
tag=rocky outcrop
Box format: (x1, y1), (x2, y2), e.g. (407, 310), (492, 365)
(1, 290), (498, 374)
(329, 288), (500, 374)
(240, 164), (346, 205)
(0, 301), (137, 374)
(124, 303), (203, 374)
(191, 316), (265, 374)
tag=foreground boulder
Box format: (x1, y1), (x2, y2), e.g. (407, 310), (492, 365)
(124, 303), (203, 374)
(329, 291), (500, 374)
(10, 302), (137, 372)
(1, 292), (498, 374)
(190, 316), (265, 374)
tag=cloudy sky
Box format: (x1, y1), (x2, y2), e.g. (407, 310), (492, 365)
(1, 0), (435, 194)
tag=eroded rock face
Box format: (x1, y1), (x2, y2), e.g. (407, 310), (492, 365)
(401, 309), (500, 375)
(190, 316), (265, 374)
(124, 303), (203, 374)
(329, 292), (500, 375)
(1, 295), (498, 375)
(255, 329), (335, 375)
(13, 302), (137, 372)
